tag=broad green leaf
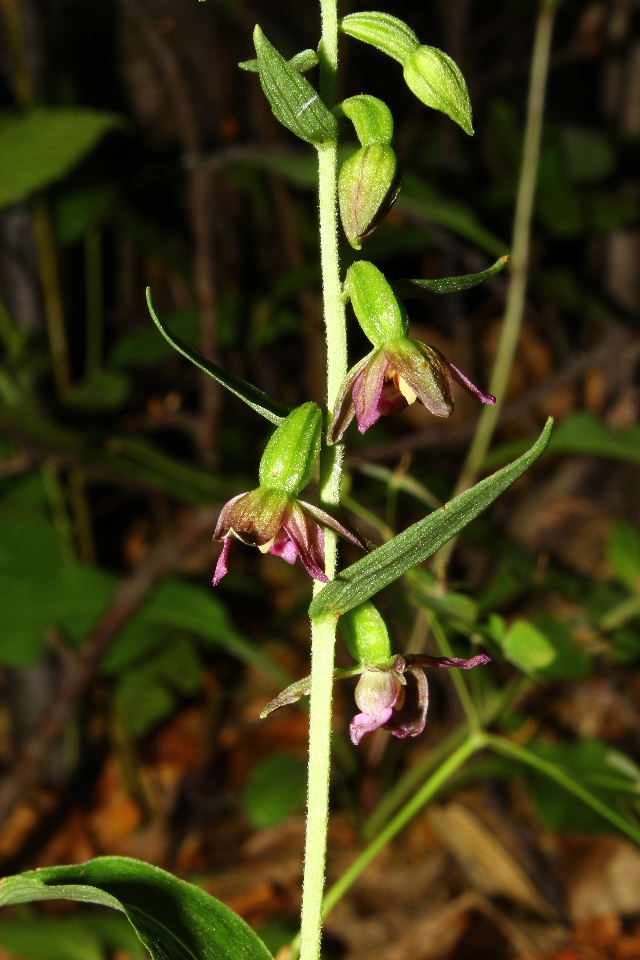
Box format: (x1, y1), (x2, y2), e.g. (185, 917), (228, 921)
(147, 289), (288, 425)
(242, 754), (307, 829)
(253, 26), (337, 146)
(0, 857), (273, 960)
(608, 522), (640, 593)
(0, 108), (119, 209)
(397, 255), (509, 296)
(339, 11), (419, 64)
(502, 620), (556, 672)
(309, 418), (554, 617)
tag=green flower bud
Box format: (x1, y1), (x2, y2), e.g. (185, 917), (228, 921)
(259, 402), (322, 494)
(338, 144), (399, 250)
(344, 261), (408, 346)
(403, 45), (474, 136)
(340, 601), (393, 666)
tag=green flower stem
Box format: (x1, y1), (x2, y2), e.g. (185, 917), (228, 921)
(320, 735), (482, 921)
(486, 734), (640, 846)
(298, 2), (345, 959)
(433, 0), (557, 581)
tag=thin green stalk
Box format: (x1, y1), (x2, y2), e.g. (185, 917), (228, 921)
(320, 735), (482, 920)
(434, 0), (557, 581)
(298, 3), (345, 959)
(598, 593), (640, 633)
(486, 734), (640, 846)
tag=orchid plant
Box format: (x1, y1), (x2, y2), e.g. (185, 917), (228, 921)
(12, 3), (638, 960)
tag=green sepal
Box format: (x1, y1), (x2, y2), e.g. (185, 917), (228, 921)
(239, 48), (319, 73)
(253, 26), (337, 146)
(403, 45), (474, 135)
(259, 402), (322, 494)
(338, 144), (399, 249)
(309, 419), (554, 618)
(339, 11), (419, 65)
(397, 255), (509, 297)
(147, 289), (288, 426)
(337, 94), (394, 146)
(0, 856), (273, 960)
(340, 601), (392, 665)
(344, 261), (408, 346)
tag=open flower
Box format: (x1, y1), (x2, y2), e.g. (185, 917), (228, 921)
(349, 653), (490, 744)
(330, 337), (496, 442)
(212, 486), (364, 585)
(259, 649), (491, 746)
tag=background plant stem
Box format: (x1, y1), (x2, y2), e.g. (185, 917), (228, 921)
(298, 2), (345, 959)
(434, 0), (557, 582)
(320, 735), (482, 920)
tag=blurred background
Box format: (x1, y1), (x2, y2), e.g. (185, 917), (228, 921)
(1, 1), (640, 957)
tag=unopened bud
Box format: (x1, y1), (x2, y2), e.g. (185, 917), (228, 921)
(403, 45), (473, 136)
(339, 144), (399, 249)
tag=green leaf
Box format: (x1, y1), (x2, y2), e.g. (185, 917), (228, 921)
(239, 48), (319, 74)
(253, 26), (337, 146)
(484, 412), (640, 469)
(339, 11), (419, 64)
(147, 288), (288, 425)
(242, 755), (307, 829)
(397, 255), (509, 296)
(0, 857), (273, 960)
(0, 912), (146, 960)
(64, 370), (131, 411)
(403, 46), (473, 135)
(309, 418), (554, 618)
(524, 739), (640, 835)
(0, 108), (120, 209)
(502, 620), (556, 672)
(608, 522), (640, 593)
(338, 95), (394, 146)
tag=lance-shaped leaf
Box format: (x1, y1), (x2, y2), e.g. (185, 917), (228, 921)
(147, 288), (288, 426)
(309, 418), (554, 618)
(340, 11), (419, 65)
(239, 48), (319, 74)
(0, 856), (274, 960)
(397, 255), (509, 297)
(253, 26), (337, 146)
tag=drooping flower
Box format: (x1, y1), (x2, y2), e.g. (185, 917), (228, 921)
(212, 402), (365, 585)
(259, 647), (491, 746)
(349, 652), (490, 745)
(329, 337), (496, 443)
(212, 487), (364, 585)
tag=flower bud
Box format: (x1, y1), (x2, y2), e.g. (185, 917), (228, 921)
(338, 144), (399, 250)
(344, 261), (408, 347)
(259, 402), (322, 494)
(340, 601), (392, 666)
(403, 45), (473, 136)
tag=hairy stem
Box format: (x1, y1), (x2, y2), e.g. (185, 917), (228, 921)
(298, 3), (345, 959)
(434, 0), (557, 581)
